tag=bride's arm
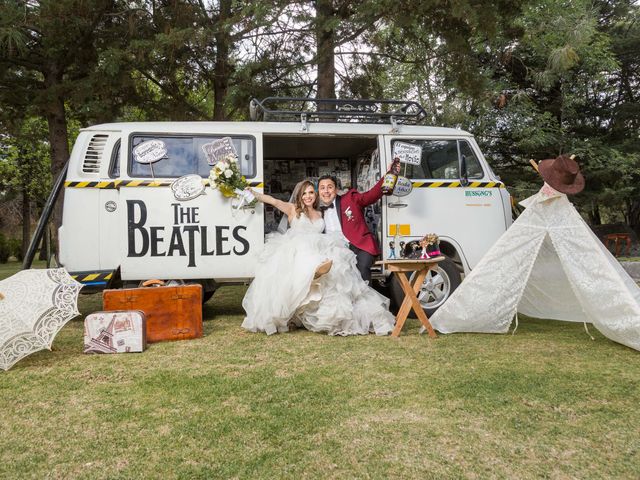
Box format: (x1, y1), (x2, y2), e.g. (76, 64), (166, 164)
(249, 188), (295, 219)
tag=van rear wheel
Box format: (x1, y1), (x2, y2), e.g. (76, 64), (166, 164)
(389, 256), (462, 317)
(202, 289), (216, 303)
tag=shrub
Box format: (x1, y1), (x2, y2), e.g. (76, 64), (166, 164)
(8, 238), (23, 261)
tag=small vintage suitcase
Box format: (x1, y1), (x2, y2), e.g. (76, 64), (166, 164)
(103, 284), (203, 343)
(84, 310), (147, 354)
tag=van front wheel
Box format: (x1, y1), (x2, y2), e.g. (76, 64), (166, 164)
(389, 256), (462, 317)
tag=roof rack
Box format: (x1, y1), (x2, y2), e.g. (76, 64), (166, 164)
(249, 97), (427, 126)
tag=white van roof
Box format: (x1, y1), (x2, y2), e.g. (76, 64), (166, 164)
(83, 121), (473, 138)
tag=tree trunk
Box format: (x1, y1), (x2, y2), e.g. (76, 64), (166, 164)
(315, 0), (336, 105)
(629, 198), (640, 236)
(545, 81), (564, 130)
(43, 67), (70, 231)
(213, 0), (232, 121)
(21, 186), (30, 259)
(588, 202), (601, 226)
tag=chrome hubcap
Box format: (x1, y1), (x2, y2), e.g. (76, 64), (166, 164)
(411, 267), (450, 310)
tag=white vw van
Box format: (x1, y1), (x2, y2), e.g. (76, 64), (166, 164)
(56, 99), (512, 313)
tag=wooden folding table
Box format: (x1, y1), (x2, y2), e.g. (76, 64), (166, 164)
(376, 257), (444, 338)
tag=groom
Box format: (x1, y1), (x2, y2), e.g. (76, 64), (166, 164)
(318, 160), (400, 283)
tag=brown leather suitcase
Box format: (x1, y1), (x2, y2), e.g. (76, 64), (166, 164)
(103, 284), (203, 343)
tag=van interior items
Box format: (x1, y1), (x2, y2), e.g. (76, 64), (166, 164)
(262, 135), (380, 234)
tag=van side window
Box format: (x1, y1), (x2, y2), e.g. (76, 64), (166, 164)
(109, 139), (121, 178)
(392, 139), (484, 180)
(459, 141), (484, 180)
(129, 135), (256, 178)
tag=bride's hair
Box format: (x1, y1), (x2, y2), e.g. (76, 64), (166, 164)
(292, 179), (319, 217)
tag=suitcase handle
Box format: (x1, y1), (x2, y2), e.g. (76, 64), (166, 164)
(171, 328), (192, 335)
(141, 279), (165, 288)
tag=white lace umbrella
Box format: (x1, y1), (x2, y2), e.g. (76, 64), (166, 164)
(0, 268), (83, 370)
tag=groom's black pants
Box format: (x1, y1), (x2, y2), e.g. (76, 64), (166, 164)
(349, 244), (374, 284)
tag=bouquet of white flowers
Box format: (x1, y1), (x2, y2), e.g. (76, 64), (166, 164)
(205, 137), (256, 207)
(209, 156), (248, 198)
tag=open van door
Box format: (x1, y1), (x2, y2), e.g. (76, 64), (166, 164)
(382, 135), (509, 314)
(117, 133), (264, 282)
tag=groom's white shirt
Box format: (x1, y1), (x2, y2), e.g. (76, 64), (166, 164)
(323, 200), (348, 242)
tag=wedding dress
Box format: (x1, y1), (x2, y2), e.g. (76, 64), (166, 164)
(241, 214), (395, 336)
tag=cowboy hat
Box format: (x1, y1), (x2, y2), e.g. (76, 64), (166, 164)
(538, 154), (585, 195)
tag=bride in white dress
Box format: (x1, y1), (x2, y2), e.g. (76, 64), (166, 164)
(241, 179), (395, 336)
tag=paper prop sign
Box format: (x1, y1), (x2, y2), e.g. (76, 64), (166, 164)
(171, 174), (206, 201)
(202, 137), (238, 166)
(133, 140), (167, 164)
(392, 176), (413, 197)
(393, 141), (422, 166)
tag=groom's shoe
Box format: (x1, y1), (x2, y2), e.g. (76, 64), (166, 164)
(314, 260), (333, 279)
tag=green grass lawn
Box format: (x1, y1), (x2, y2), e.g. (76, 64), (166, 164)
(1, 260), (639, 479)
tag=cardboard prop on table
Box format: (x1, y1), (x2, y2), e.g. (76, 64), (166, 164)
(429, 186), (640, 352)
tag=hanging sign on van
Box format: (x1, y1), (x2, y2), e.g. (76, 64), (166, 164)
(393, 141), (422, 166)
(133, 140), (167, 164)
(202, 137), (238, 165)
(393, 176), (413, 197)
(171, 174), (207, 201)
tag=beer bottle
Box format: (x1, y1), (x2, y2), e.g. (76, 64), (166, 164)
(382, 158), (401, 195)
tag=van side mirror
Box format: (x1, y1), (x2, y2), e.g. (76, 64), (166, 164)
(249, 99), (259, 121)
(459, 154), (469, 186)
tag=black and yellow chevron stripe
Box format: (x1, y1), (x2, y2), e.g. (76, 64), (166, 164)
(65, 180), (264, 189)
(70, 271), (113, 284)
(411, 180), (504, 188)
(65, 179), (500, 190)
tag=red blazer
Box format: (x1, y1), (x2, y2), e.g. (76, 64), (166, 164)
(335, 177), (384, 256)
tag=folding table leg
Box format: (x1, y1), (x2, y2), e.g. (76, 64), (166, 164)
(391, 268), (437, 338)
(404, 269), (437, 338)
(391, 273), (413, 337)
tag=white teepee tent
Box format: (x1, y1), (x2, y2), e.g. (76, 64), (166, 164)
(429, 187), (640, 351)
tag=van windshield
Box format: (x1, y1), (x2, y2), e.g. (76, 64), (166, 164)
(129, 134), (256, 178)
